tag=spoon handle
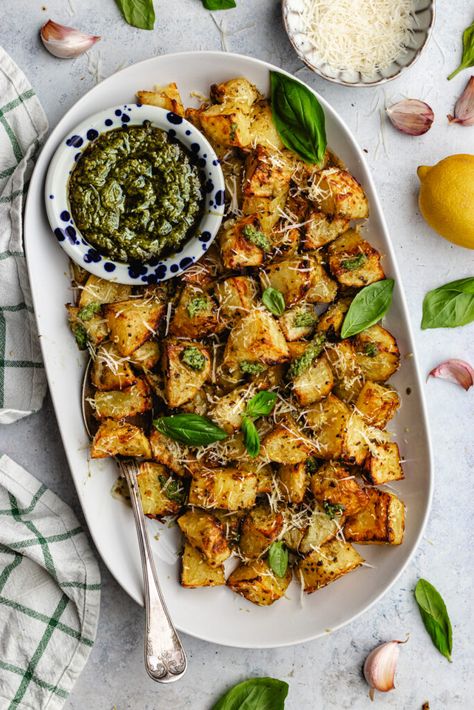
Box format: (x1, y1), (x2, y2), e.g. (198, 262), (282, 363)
(118, 458), (187, 683)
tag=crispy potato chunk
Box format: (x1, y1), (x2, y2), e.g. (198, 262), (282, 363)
(213, 510), (245, 547)
(91, 342), (137, 391)
(178, 509), (231, 566)
(78, 275), (131, 309)
(227, 559), (291, 606)
(324, 341), (364, 403)
(136, 82), (185, 116)
(215, 276), (258, 324)
(242, 192), (288, 235)
(219, 215), (267, 270)
(180, 542), (225, 588)
(305, 394), (350, 459)
(105, 298), (165, 357)
(343, 410), (370, 465)
(188, 466), (257, 510)
(200, 103), (251, 149)
(317, 298), (351, 340)
(66, 304), (109, 349)
(303, 209), (350, 250)
(94, 377), (152, 420)
(363, 441), (404, 485)
(249, 102), (285, 150)
(210, 77), (260, 108)
(223, 310), (290, 372)
(91, 420), (151, 459)
(254, 463), (274, 495)
(355, 381), (400, 428)
(278, 462), (309, 504)
(354, 325), (400, 382)
(162, 338), (211, 408)
(345, 488), (405, 544)
(328, 229), (384, 288)
(170, 285), (220, 339)
(211, 383), (257, 433)
(292, 355), (334, 406)
(305, 257), (338, 304)
(137, 462), (183, 518)
(261, 256), (311, 307)
(311, 461), (368, 516)
(130, 341), (161, 372)
(317, 169), (369, 220)
(298, 539), (363, 592)
(243, 144), (293, 198)
(239, 505), (284, 559)
(149, 429), (185, 477)
(279, 304), (316, 342)
(298, 502), (342, 554)
(263, 415), (316, 464)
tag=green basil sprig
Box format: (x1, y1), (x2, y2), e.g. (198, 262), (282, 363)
(202, 0), (236, 9)
(448, 20), (474, 79)
(241, 391), (277, 458)
(341, 279), (395, 339)
(154, 414), (227, 446)
(421, 277), (474, 329)
(262, 287), (285, 316)
(241, 416), (260, 458)
(268, 541), (289, 578)
(212, 677), (289, 710)
(415, 579), (453, 662)
(115, 0), (155, 29)
(270, 71), (326, 165)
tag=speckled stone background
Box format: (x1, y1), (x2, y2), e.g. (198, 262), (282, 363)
(1, 0), (473, 708)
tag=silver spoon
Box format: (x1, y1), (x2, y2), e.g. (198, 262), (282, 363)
(81, 359), (187, 683)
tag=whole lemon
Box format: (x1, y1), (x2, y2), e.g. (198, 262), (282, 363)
(417, 154), (474, 250)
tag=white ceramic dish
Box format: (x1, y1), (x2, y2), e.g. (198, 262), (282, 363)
(24, 51), (432, 649)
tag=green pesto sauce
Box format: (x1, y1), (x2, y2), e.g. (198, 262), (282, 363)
(181, 346), (206, 371)
(288, 333), (326, 379)
(68, 122), (203, 263)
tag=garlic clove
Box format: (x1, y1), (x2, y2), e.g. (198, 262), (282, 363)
(448, 76), (474, 126)
(428, 359), (474, 391)
(40, 19), (101, 59)
(386, 99), (434, 136)
(363, 640), (405, 699)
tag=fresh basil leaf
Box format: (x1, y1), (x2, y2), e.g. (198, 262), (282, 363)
(115, 0), (155, 30)
(154, 414), (227, 446)
(270, 70), (326, 164)
(202, 0), (236, 9)
(245, 391), (277, 419)
(212, 677), (289, 710)
(262, 287), (285, 316)
(242, 416), (260, 458)
(448, 20), (474, 79)
(421, 277), (474, 329)
(268, 541), (289, 578)
(341, 279), (395, 339)
(415, 578), (453, 662)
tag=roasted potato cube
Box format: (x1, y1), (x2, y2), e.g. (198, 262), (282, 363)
(227, 559), (291, 606)
(219, 215), (268, 270)
(78, 274), (131, 309)
(343, 411), (370, 465)
(213, 510), (245, 547)
(170, 285), (220, 339)
(279, 303), (317, 342)
(249, 101), (285, 150)
(355, 381), (400, 428)
(70, 260), (88, 287)
(305, 257), (338, 304)
(363, 441), (404, 485)
(261, 256), (311, 307)
(239, 505), (284, 559)
(303, 209), (350, 250)
(91, 419), (151, 459)
(263, 415), (316, 464)
(311, 461), (368, 516)
(137, 462), (184, 518)
(298, 539), (364, 592)
(317, 169), (369, 220)
(287, 341), (308, 361)
(328, 229), (384, 288)
(278, 462), (309, 504)
(149, 428), (185, 477)
(211, 384), (256, 433)
(223, 310), (290, 372)
(354, 325), (400, 382)
(136, 82), (185, 116)
(305, 394), (350, 459)
(324, 341), (363, 403)
(180, 542), (225, 588)
(181, 244), (222, 288)
(91, 342), (137, 391)
(284, 526), (306, 553)
(66, 304), (108, 349)
(178, 509), (231, 566)
(345, 488), (405, 544)
(105, 298), (165, 357)
(242, 192), (288, 235)
(299, 503), (342, 554)
(316, 298), (351, 340)
(179, 388), (209, 416)
(188, 466), (257, 510)
(210, 77), (260, 109)
(129, 340), (161, 372)
(200, 103), (251, 149)
(243, 144), (293, 199)
(162, 338), (211, 408)
(215, 276), (258, 324)
(94, 377), (152, 420)
(292, 355), (334, 406)
(255, 463), (274, 494)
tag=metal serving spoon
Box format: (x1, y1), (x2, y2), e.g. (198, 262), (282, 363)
(81, 359), (187, 683)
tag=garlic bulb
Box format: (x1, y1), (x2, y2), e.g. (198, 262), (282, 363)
(386, 99), (434, 136)
(363, 640), (405, 699)
(448, 76), (474, 126)
(40, 20), (101, 59)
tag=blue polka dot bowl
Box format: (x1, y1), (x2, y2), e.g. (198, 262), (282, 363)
(44, 104), (225, 285)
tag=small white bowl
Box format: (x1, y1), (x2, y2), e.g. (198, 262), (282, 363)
(282, 0), (435, 87)
(45, 104), (225, 285)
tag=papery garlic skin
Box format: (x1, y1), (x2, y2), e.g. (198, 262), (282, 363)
(40, 20), (101, 59)
(386, 99), (434, 136)
(448, 76), (474, 126)
(428, 359), (474, 390)
(363, 640), (402, 697)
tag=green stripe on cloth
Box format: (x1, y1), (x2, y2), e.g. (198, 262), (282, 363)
(8, 526), (83, 550)
(0, 311), (5, 408)
(0, 303), (34, 313)
(0, 89), (35, 117)
(0, 250), (23, 260)
(0, 165), (16, 180)
(0, 114), (23, 163)
(61, 581), (102, 591)
(0, 661), (68, 700)
(9, 493), (57, 581)
(0, 185), (28, 204)
(0, 360), (44, 368)
(0, 483), (46, 515)
(0, 548), (22, 593)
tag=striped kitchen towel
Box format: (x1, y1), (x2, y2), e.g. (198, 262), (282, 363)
(0, 455), (101, 709)
(0, 46), (48, 423)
